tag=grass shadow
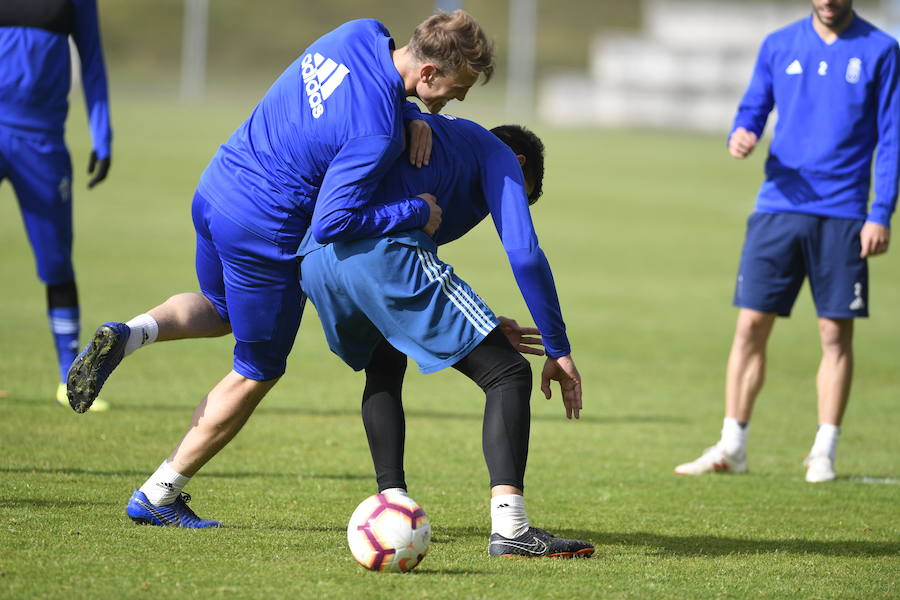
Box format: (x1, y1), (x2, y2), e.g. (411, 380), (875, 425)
(432, 525), (491, 541)
(207, 471), (370, 481)
(415, 568), (489, 575)
(0, 466), (148, 478)
(98, 403), (684, 425)
(559, 529), (900, 558)
(223, 524), (345, 533)
(0, 497), (117, 508)
(2, 393), (684, 426)
(0, 466), (370, 481)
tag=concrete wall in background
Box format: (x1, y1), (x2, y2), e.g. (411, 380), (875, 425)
(539, 0), (886, 132)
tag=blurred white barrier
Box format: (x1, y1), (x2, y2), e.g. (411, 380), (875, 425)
(539, 0), (883, 132)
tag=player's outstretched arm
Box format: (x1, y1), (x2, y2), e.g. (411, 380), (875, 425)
(540, 355), (582, 420)
(860, 222), (891, 257)
(497, 316), (544, 356)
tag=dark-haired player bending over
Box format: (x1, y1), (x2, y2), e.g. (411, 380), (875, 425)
(68, 11), (495, 527)
(299, 116), (593, 558)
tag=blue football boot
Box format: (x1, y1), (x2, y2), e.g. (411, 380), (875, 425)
(66, 322), (130, 413)
(126, 490), (220, 528)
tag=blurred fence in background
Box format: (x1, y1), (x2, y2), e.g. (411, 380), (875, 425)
(539, 0), (885, 132)
(93, 0), (892, 129)
(97, 1), (638, 99)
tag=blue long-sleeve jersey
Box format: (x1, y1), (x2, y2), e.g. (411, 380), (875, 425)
(308, 114), (571, 358)
(198, 19), (429, 250)
(732, 14), (900, 226)
(0, 0), (111, 158)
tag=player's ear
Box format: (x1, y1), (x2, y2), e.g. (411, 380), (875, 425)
(516, 154), (526, 168)
(420, 64), (438, 84)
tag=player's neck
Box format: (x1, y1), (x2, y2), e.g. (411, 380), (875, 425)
(811, 10), (855, 44)
(391, 46), (418, 96)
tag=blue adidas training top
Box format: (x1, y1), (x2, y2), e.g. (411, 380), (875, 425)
(0, 0), (111, 158)
(198, 19), (429, 250)
(309, 113), (571, 358)
(732, 14), (900, 226)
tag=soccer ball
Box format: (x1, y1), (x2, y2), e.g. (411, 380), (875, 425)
(346, 492), (431, 572)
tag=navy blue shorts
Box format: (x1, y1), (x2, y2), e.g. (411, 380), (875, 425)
(0, 127), (74, 284)
(299, 230), (498, 374)
(734, 212), (868, 318)
(192, 192), (306, 380)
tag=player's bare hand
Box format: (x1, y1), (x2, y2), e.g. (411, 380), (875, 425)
(87, 151), (111, 188)
(540, 354), (582, 420)
(497, 316), (544, 356)
(728, 128), (758, 159)
(406, 119), (432, 168)
(860, 221), (890, 257)
(419, 193), (441, 236)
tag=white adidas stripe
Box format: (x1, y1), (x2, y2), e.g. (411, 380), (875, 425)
(320, 64), (349, 100)
(416, 248), (494, 334)
(422, 251), (496, 334)
(50, 318), (79, 334)
(311, 52), (350, 101)
(415, 248), (494, 336)
(316, 57), (338, 82)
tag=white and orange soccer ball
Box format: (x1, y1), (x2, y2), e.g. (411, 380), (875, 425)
(346, 492), (431, 572)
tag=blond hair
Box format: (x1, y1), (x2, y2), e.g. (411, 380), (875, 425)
(408, 10), (494, 82)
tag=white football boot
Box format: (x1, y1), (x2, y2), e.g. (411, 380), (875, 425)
(675, 444), (748, 475)
(804, 453), (836, 483)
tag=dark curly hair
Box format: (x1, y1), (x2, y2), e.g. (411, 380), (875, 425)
(489, 124), (544, 204)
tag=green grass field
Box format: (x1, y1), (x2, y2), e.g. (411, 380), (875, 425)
(1, 97), (898, 600)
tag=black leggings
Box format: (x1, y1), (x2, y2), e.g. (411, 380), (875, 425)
(361, 328), (532, 491)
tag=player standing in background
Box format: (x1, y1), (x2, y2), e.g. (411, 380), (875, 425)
(299, 118), (593, 557)
(0, 0), (112, 410)
(68, 11), (493, 527)
(676, 0), (898, 482)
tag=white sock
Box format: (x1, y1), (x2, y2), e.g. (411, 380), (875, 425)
(139, 461), (190, 506)
(123, 314), (159, 356)
(491, 494), (529, 539)
(380, 487), (408, 497)
(719, 417), (748, 456)
(810, 424), (840, 462)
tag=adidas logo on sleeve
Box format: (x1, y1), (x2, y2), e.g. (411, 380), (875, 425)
(301, 52), (351, 119)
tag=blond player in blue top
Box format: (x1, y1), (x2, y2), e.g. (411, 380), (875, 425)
(676, 0), (898, 483)
(67, 11), (494, 527)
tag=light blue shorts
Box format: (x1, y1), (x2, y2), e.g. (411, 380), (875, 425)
(298, 230), (498, 373)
